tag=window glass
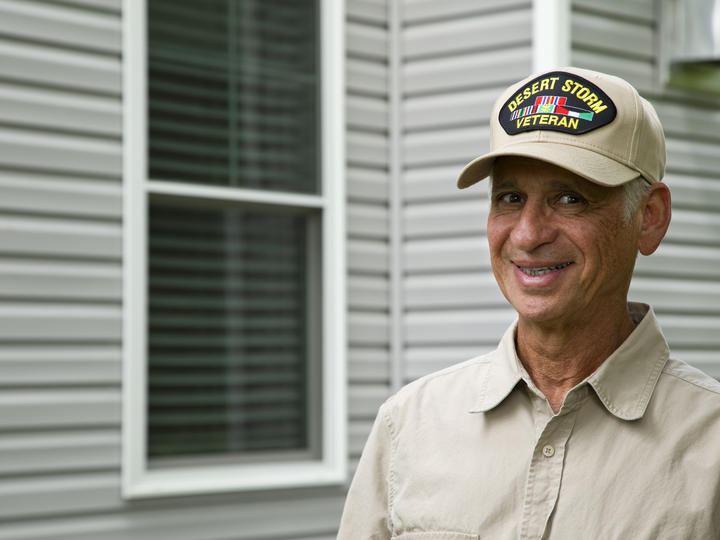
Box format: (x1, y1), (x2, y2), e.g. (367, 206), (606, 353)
(147, 200), (319, 462)
(148, 0), (319, 193)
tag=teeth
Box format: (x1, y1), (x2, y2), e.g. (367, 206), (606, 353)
(519, 263), (570, 276)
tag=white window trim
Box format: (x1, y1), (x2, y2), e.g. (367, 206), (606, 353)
(532, 0), (570, 72)
(122, 0), (346, 498)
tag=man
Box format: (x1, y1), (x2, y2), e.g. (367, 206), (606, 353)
(337, 67), (720, 539)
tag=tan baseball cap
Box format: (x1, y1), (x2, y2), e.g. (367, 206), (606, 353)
(457, 67), (666, 188)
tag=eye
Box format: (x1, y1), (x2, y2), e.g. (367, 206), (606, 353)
(557, 192), (585, 205)
(497, 192), (523, 204)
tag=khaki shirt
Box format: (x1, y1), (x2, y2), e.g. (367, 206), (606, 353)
(338, 303), (720, 539)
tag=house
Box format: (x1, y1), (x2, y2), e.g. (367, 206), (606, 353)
(1, 0), (720, 538)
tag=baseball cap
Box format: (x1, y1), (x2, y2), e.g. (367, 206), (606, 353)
(457, 67), (666, 189)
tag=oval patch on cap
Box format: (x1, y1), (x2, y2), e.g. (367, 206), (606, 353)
(499, 71), (617, 135)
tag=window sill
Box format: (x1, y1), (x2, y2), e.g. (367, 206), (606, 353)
(123, 459), (346, 499)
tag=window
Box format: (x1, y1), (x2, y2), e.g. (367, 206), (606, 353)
(123, 0), (345, 497)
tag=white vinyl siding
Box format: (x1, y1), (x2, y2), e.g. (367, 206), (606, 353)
(571, 0), (720, 378)
(0, 0), (125, 527)
(0, 0), (345, 538)
(346, 0), (392, 472)
(401, 0), (533, 381)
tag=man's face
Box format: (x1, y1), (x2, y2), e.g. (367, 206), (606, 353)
(487, 157), (642, 329)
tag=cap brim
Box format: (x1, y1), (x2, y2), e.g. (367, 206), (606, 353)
(457, 141), (643, 189)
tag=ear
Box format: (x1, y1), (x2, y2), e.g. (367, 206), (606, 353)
(638, 182), (671, 256)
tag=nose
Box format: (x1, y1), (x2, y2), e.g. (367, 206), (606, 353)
(510, 199), (557, 252)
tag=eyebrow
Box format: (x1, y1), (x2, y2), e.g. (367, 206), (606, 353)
(490, 178), (585, 192)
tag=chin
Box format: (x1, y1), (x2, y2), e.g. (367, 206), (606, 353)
(510, 297), (568, 324)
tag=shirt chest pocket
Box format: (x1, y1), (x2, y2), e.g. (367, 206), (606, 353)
(392, 532), (479, 540)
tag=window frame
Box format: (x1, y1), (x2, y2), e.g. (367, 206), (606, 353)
(122, 0), (346, 498)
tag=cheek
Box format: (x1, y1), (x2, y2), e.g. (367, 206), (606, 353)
(583, 221), (637, 273)
(486, 217), (510, 254)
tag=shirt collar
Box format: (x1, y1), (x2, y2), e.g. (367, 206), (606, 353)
(470, 302), (669, 420)
(586, 302), (669, 420)
(470, 319), (524, 413)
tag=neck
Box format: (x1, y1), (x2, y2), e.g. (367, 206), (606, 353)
(516, 305), (636, 413)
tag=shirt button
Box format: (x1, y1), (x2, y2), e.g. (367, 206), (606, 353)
(542, 444), (555, 458)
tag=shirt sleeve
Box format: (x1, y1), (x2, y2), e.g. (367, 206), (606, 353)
(337, 402), (393, 539)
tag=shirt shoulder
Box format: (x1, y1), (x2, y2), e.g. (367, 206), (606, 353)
(661, 357), (720, 397)
(382, 353), (495, 418)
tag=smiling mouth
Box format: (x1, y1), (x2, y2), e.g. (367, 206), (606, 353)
(517, 262), (572, 276)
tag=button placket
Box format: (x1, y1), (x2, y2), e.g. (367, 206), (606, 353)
(519, 409), (580, 540)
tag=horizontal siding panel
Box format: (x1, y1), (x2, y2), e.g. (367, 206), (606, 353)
(665, 173), (720, 209)
(0, 129), (121, 177)
(348, 347), (390, 382)
(404, 87), (498, 130)
(405, 345), (497, 380)
(0, 260), (120, 300)
(0, 304), (121, 341)
(347, 21), (387, 60)
(404, 0), (530, 24)
(659, 314), (720, 348)
(404, 126), (487, 167)
(43, 0), (122, 12)
(569, 50), (653, 92)
(404, 9), (531, 59)
(0, 430), (120, 475)
(347, 131), (388, 167)
(347, 96), (388, 133)
(572, 0), (655, 22)
(0, 497), (344, 540)
(666, 137), (720, 176)
(0, 0), (120, 54)
(0, 215), (121, 259)
(348, 239), (389, 274)
(0, 389), (120, 429)
(347, 0), (386, 25)
(0, 473), (121, 520)
(348, 202), (388, 239)
(666, 209), (720, 246)
(347, 94), (388, 131)
(654, 101), (720, 142)
(349, 275), (389, 310)
(405, 272), (507, 309)
(404, 198), (487, 238)
(349, 420), (375, 456)
(0, 174), (121, 218)
(0, 40), (120, 94)
(0, 83), (121, 136)
(629, 277), (720, 314)
(635, 243), (720, 280)
(347, 167), (388, 202)
(405, 237), (491, 273)
(349, 384), (389, 418)
(404, 46), (532, 95)
(349, 312), (390, 346)
(404, 166), (485, 202)
(347, 57), (387, 96)
(572, 11), (653, 60)
(405, 309), (516, 345)
(0, 345), (121, 385)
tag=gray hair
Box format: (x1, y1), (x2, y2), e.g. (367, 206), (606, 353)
(622, 176), (652, 224)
